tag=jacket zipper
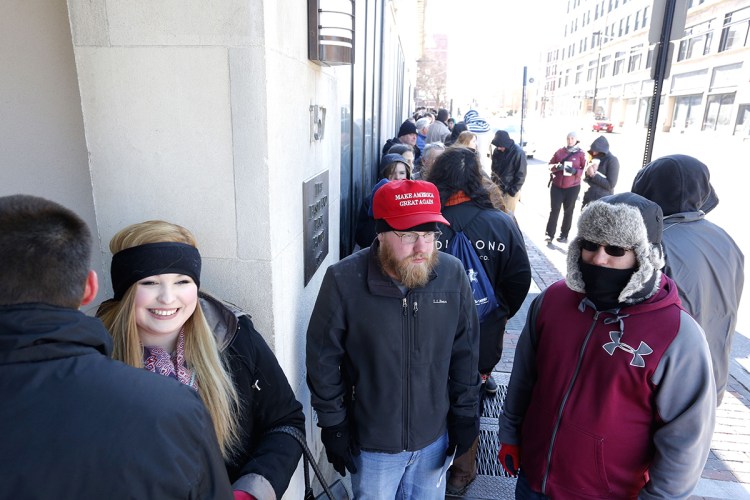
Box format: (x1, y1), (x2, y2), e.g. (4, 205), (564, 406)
(542, 311), (600, 494)
(402, 297), (409, 450)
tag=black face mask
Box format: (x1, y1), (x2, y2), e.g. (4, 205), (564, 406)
(579, 260), (635, 310)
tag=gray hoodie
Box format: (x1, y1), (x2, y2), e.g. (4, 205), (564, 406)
(632, 154), (744, 404)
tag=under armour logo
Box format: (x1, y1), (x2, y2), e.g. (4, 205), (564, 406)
(602, 331), (653, 368)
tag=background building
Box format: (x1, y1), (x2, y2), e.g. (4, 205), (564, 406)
(541, 0), (750, 137)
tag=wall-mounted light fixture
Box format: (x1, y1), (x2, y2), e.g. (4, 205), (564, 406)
(308, 0), (354, 66)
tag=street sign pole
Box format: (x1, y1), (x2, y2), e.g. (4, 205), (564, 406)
(643, 0), (686, 166)
(520, 65), (527, 149)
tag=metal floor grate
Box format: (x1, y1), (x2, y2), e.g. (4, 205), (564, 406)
(477, 375), (512, 479)
(446, 376), (518, 498)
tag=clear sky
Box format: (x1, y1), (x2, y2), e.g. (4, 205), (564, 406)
(426, 0), (563, 115)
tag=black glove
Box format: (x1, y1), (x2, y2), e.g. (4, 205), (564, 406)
(447, 415), (479, 457)
(320, 421), (360, 476)
(564, 165), (576, 174)
(554, 163), (564, 171)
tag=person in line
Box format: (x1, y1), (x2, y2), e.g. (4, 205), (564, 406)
(426, 108), (452, 144)
(307, 179), (481, 498)
(97, 220), (305, 500)
(379, 152), (411, 181)
(356, 154), (412, 249)
(455, 130), (478, 151)
(499, 192), (716, 499)
(429, 148), (531, 494)
(415, 117), (431, 151)
(444, 121), (467, 147)
(387, 143), (415, 172)
(632, 154), (744, 405)
(0, 195), (233, 499)
(412, 142), (445, 180)
(490, 129), (527, 215)
(381, 119), (420, 163)
(581, 135), (620, 208)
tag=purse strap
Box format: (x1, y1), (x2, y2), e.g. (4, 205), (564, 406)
(265, 425), (337, 500)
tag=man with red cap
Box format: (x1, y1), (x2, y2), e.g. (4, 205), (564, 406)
(306, 180), (481, 498)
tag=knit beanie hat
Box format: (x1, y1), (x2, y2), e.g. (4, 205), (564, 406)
(566, 192), (665, 305)
(398, 120), (417, 137)
(463, 109), (490, 133)
(463, 110), (478, 123)
(437, 108), (449, 123)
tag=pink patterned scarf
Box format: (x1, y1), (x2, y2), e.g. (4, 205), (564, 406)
(142, 329), (197, 390)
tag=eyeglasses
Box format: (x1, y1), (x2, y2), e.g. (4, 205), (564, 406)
(580, 239), (629, 257)
(392, 231), (442, 244)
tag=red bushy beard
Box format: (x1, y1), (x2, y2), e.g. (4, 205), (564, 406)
(378, 241), (438, 289)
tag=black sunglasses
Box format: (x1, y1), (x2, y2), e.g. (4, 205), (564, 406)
(580, 239), (629, 257)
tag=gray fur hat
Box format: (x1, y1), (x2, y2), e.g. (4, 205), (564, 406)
(566, 192), (665, 305)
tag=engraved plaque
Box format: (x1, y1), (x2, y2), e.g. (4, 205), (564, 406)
(303, 170), (329, 285)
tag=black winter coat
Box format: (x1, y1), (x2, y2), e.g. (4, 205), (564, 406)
(582, 137), (620, 207)
(306, 241), (481, 452)
(199, 293), (305, 499)
(0, 304), (232, 500)
(437, 201), (532, 372)
(491, 142), (527, 196)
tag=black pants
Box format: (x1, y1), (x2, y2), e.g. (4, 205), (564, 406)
(478, 319), (507, 375)
(545, 184), (581, 239)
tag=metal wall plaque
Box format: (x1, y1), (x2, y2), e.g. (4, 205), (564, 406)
(303, 170), (329, 285)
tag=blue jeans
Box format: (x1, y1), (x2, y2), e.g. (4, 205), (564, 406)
(515, 470), (551, 500)
(351, 432), (448, 499)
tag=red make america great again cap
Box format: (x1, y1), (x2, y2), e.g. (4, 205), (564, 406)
(372, 180), (450, 230)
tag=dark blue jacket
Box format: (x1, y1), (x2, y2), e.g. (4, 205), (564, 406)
(0, 304), (232, 499)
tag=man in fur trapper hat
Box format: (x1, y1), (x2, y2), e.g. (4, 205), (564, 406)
(498, 192), (716, 499)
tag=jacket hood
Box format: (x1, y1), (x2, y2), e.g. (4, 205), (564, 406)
(631, 154), (719, 216)
(199, 291), (244, 352)
(0, 304), (112, 363)
(588, 135), (610, 155)
(491, 130), (514, 148)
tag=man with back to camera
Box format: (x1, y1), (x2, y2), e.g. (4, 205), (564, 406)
(0, 194), (232, 499)
(498, 192), (715, 499)
(632, 154), (744, 405)
(428, 147), (531, 495)
(490, 129), (528, 214)
(427, 108), (452, 144)
(306, 180), (481, 498)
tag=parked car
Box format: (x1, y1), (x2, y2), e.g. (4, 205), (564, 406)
(489, 121), (536, 158)
(592, 115), (614, 133)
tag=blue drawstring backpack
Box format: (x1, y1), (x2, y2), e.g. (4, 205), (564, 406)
(447, 214), (499, 322)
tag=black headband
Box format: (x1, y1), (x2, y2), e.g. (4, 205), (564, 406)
(110, 242), (201, 300)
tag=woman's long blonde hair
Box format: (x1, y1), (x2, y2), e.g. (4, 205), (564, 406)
(97, 220), (240, 459)
(456, 131), (478, 147)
